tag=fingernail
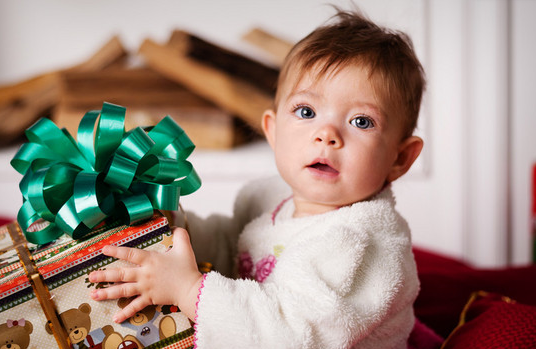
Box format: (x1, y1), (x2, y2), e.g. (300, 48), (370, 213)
(112, 315), (121, 323)
(90, 290), (99, 300)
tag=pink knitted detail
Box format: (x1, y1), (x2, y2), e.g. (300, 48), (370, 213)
(271, 195), (293, 224)
(193, 273), (208, 349)
(255, 254), (277, 282)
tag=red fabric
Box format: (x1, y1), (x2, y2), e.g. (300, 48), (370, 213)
(0, 217), (12, 226)
(407, 318), (443, 349)
(413, 247), (536, 338)
(442, 292), (536, 349)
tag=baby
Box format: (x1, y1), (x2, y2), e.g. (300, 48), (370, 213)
(90, 7), (425, 348)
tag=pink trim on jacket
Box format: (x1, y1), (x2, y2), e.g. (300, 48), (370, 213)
(193, 273), (208, 349)
(271, 196), (293, 224)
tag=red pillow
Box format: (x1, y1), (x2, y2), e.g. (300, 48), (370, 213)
(413, 247), (536, 338)
(442, 291), (536, 349)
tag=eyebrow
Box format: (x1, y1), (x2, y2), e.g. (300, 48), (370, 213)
(287, 89), (321, 101)
(356, 102), (382, 116)
(290, 91), (382, 115)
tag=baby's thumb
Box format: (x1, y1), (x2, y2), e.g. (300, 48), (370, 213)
(171, 227), (192, 252)
(170, 227), (200, 271)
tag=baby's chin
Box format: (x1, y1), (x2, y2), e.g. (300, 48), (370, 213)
(295, 190), (382, 213)
(291, 196), (356, 217)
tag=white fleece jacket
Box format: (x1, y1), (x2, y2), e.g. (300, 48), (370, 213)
(179, 176), (419, 349)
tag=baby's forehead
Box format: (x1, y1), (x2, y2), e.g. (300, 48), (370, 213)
(281, 62), (377, 99)
(284, 57), (374, 87)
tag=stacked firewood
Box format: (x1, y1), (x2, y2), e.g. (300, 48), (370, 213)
(0, 29), (292, 149)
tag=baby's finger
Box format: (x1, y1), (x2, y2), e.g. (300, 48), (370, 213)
(102, 245), (148, 265)
(90, 282), (139, 302)
(171, 227), (192, 252)
(89, 267), (138, 284)
(113, 296), (152, 324)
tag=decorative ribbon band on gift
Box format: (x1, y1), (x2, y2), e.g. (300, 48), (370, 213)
(11, 102), (201, 244)
(5, 221), (72, 349)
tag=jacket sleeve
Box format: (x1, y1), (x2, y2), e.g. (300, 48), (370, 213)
(193, 222), (419, 349)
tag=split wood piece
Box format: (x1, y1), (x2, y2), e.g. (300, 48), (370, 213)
(57, 67), (211, 109)
(0, 73), (61, 145)
(139, 38), (272, 134)
(55, 67), (255, 149)
(54, 104), (254, 149)
(0, 36), (127, 146)
(63, 36), (128, 73)
(241, 27), (294, 67)
(168, 30), (279, 94)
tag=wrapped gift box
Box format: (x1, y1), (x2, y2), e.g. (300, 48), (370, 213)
(0, 213), (195, 349)
(1, 101), (201, 348)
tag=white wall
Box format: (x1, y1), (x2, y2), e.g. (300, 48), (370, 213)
(401, 0), (513, 266)
(511, 0), (536, 265)
(0, 0), (425, 84)
(396, 0), (536, 266)
(1, 0), (535, 266)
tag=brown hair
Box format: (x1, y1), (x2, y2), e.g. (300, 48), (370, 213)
(275, 8), (426, 138)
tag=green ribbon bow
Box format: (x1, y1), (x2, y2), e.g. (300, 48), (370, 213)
(11, 102), (201, 245)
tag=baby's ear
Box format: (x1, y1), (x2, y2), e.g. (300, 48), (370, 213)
(261, 109), (277, 149)
(387, 136), (423, 183)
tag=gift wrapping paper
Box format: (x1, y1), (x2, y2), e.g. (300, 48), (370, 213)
(0, 213), (195, 349)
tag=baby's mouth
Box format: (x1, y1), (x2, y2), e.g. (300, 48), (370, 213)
(308, 162), (339, 174)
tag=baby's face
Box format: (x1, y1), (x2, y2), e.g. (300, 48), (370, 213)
(264, 64), (408, 215)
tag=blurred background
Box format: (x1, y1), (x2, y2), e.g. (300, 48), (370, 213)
(0, 0), (535, 267)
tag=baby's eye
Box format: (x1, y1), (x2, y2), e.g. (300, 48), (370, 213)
(350, 115), (374, 129)
(294, 106), (315, 119)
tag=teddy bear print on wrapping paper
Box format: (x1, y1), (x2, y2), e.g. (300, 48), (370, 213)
(0, 319), (33, 349)
(101, 331), (142, 349)
(117, 297), (177, 347)
(45, 303), (114, 349)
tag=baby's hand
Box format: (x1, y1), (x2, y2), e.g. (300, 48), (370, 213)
(88, 227), (203, 322)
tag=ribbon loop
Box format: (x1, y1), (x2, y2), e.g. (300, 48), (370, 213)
(11, 102), (201, 244)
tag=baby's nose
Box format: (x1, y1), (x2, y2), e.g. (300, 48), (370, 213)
(314, 125), (343, 147)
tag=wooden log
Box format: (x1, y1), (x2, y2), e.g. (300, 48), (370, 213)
(241, 28), (294, 67)
(64, 36), (127, 72)
(55, 67), (256, 149)
(139, 38), (272, 133)
(0, 73), (60, 144)
(58, 68), (211, 108)
(54, 104), (254, 149)
(168, 30), (279, 94)
(0, 36), (127, 146)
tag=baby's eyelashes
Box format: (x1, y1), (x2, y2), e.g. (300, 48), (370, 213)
(293, 105), (316, 119)
(349, 115), (374, 129)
